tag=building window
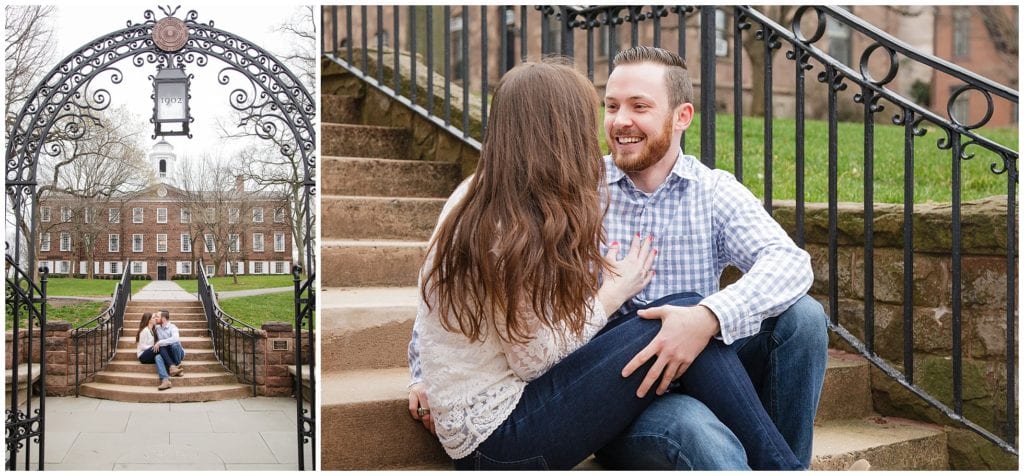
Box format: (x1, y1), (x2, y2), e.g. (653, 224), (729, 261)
(133, 207), (143, 223)
(132, 261), (144, 274)
(108, 234), (120, 253)
(252, 233), (265, 252)
(597, 23), (610, 59)
(274, 261), (287, 274)
(180, 208), (191, 223)
(157, 208), (168, 223)
(827, 12), (852, 66)
(58, 260), (70, 274)
(274, 207), (286, 223)
(274, 232), (286, 252)
(715, 9), (729, 58)
(228, 208), (240, 224)
(253, 261), (265, 274)
(178, 261), (192, 275)
(133, 234), (144, 252)
(41, 207), (51, 222)
(375, 30), (390, 48)
(84, 208), (93, 224)
(181, 233), (192, 253)
(61, 206), (72, 223)
(229, 234), (240, 253)
(504, 7), (517, 70)
(60, 232), (71, 251)
(40, 233), (51, 252)
(542, 13), (562, 55)
(206, 264), (215, 276)
(110, 261), (121, 275)
(204, 234), (216, 253)
(953, 7), (969, 57)
(451, 16), (465, 82)
(204, 208), (216, 223)
(109, 208), (120, 223)
(159, 159), (167, 178)
(252, 208), (264, 223)
(157, 234), (168, 253)
(950, 86), (970, 124)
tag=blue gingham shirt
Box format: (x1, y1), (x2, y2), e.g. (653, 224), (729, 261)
(408, 150), (812, 384)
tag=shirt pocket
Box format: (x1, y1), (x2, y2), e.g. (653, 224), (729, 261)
(654, 234), (716, 295)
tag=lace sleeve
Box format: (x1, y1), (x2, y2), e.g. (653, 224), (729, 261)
(497, 298), (608, 382)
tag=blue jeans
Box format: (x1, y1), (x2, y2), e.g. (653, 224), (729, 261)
(161, 342), (185, 366)
(138, 347), (173, 380)
(596, 295), (829, 469)
(453, 293), (802, 470)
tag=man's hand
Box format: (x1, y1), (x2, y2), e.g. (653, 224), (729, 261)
(407, 382), (435, 435)
(621, 304), (720, 397)
(151, 343), (160, 353)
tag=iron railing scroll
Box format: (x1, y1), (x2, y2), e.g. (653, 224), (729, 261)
(322, 4), (1018, 455)
(293, 265), (316, 471)
(5, 256), (47, 470)
(196, 261), (258, 398)
(72, 261), (131, 396)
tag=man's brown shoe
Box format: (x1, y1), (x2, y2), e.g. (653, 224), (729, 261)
(158, 379), (172, 391)
(169, 365), (183, 377)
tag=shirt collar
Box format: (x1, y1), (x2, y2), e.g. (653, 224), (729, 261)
(605, 148), (699, 186)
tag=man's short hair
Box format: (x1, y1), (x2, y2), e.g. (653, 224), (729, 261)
(160, 309), (170, 320)
(612, 45), (694, 108)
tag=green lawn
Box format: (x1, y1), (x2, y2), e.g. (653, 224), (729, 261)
(5, 301), (108, 330)
(600, 112), (1018, 204)
(44, 278), (124, 298)
(174, 275), (297, 294)
(216, 291), (297, 329)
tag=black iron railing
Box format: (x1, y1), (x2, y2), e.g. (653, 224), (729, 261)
(196, 261), (257, 397)
(72, 261), (131, 396)
(322, 5), (1018, 454)
(293, 265), (316, 471)
(5, 255), (47, 470)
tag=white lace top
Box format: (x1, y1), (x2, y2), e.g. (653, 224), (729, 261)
(414, 178), (610, 459)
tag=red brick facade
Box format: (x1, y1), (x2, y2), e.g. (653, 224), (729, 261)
(37, 183), (293, 280)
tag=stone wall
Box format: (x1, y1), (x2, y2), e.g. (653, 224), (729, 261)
(257, 322), (313, 399)
(769, 196), (1017, 469)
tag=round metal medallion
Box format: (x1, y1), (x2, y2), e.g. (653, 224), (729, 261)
(153, 17), (188, 52)
(157, 186), (168, 197)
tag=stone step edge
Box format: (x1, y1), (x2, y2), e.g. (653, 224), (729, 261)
(322, 155), (458, 167)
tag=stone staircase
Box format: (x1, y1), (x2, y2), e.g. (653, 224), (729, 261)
(78, 299), (251, 403)
(319, 90), (950, 470)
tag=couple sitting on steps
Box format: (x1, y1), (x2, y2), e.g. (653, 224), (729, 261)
(403, 46), (870, 471)
(135, 309), (187, 391)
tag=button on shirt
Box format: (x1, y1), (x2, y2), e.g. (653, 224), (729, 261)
(408, 150), (812, 384)
(603, 150), (811, 344)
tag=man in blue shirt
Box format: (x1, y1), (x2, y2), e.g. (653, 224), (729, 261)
(409, 46), (828, 469)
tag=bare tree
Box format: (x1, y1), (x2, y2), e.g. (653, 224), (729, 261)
(977, 6), (1018, 86)
(5, 5), (55, 131)
(273, 5), (317, 92)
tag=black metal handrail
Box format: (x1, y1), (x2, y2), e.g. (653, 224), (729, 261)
(72, 261), (131, 396)
(322, 5), (1018, 455)
(196, 260), (257, 397)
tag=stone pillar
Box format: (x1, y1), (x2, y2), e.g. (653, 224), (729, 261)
(44, 321), (73, 396)
(260, 322), (297, 397)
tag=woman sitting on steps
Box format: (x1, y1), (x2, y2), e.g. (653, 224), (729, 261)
(135, 311), (181, 391)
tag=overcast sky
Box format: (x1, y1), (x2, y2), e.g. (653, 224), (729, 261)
(49, 3), (314, 167)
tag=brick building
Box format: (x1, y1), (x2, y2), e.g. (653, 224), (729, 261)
(37, 140), (293, 280)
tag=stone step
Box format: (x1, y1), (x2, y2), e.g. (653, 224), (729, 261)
(117, 336), (213, 350)
(125, 302), (202, 310)
(322, 156), (461, 198)
(322, 195), (445, 241)
(321, 367), (946, 470)
(113, 348), (215, 361)
(78, 381), (252, 403)
(816, 350), (874, 423)
(322, 368), (447, 470)
(809, 417), (947, 470)
(323, 94), (363, 124)
(93, 371), (240, 387)
(322, 239), (427, 287)
(323, 123), (411, 160)
(104, 360), (227, 374)
(120, 328), (209, 338)
(321, 287), (418, 372)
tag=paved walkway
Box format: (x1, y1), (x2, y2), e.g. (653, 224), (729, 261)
(217, 286), (292, 299)
(133, 281), (197, 301)
(14, 396), (313, 470)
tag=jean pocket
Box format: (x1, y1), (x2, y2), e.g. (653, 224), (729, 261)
(474, 451), (549, 470)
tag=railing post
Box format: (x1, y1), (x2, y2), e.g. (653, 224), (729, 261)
(699, 6), (716, 169)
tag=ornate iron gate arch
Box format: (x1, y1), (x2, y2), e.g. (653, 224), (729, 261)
(6, 7), (316, 470)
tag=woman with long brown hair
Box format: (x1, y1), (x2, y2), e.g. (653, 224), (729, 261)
(408, 59), (804, 470)
(135, 312), (174, 390)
